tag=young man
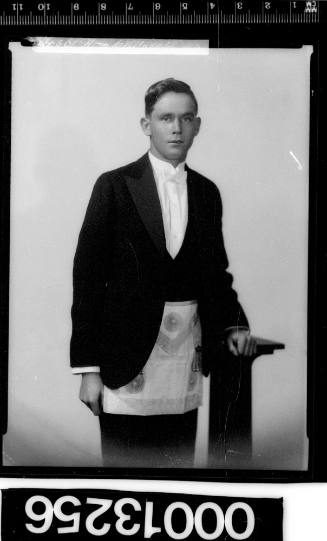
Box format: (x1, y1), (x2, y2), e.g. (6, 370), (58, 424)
(71, 78), (256, 467)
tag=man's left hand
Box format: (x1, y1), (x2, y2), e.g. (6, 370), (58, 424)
(226, 329), (257, 357)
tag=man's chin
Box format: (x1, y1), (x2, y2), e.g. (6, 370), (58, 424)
(164, 149), (187, 162)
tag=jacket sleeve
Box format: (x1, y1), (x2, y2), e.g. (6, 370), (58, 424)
(210, 183), (249, 332)
(70, 174), (115, 368)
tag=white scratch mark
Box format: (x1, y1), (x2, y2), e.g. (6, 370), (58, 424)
(289, 151), (303, 170)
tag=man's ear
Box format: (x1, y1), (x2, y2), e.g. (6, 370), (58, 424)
(140, 117), (151, 136)
(194, 116), (201, 136)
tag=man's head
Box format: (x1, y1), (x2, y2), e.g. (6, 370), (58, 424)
(141, 78), (201, 167)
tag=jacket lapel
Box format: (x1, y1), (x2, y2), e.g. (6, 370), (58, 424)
(185, 165), (203, 251)
(126, 154), (166, 258)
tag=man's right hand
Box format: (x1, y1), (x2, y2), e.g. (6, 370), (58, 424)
(79, 373), (104, 416)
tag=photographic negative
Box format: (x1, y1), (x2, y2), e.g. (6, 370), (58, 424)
(3, 41), (311, 472)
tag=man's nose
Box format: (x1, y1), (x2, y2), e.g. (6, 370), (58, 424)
(172, 118), (182, 133)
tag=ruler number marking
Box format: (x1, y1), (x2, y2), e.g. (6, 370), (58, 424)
(38, 3), (50, 11)
(305, 1), (317, 13)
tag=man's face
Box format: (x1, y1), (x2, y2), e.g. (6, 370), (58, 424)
(141, 91), (201, 166)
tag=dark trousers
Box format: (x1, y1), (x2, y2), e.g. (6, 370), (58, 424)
(99, 409), (198, 468)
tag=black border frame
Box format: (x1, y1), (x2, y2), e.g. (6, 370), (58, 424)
(0, 8), (326, 482)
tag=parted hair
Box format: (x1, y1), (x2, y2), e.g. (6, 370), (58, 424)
(145, 78), (198, 116)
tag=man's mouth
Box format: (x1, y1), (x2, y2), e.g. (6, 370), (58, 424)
(168, 140), (183, 144)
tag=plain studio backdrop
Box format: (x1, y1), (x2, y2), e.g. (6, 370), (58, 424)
(4, 43), (310, 469)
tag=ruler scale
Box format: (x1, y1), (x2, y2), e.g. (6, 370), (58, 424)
(0, 0), (324, 26)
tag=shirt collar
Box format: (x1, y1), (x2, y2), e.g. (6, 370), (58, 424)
(148, 151), (185, 180)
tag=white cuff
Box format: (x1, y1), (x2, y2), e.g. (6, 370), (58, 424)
(72, 366), (100, 374)
(224, 326), (249, 334)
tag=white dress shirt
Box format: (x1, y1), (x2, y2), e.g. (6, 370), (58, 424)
(148, 151), (188, 259)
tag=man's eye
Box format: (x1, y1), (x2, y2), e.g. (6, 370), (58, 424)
(183, 116), (193, 122)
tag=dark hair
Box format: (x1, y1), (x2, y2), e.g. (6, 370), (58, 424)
(145, 78), (198, 116)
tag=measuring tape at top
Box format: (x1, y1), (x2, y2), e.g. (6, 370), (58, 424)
(0, 0), (323, 26)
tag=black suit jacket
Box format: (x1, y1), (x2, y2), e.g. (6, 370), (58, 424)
(70, 154), (248, 389)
